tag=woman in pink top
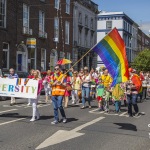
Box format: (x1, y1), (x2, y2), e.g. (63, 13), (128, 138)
(30, 70), (43, 122)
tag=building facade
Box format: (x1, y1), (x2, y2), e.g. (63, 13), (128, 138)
(0, 0), (73, 72)
(72, 0), (98, 70)
(97, 11), (150, 68)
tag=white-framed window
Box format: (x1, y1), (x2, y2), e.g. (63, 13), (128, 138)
(65, 21), (70, 44)
(23, 3), (29, 28)
(55, 0), (60, 9)
(0, 0), (6, 28)
(54, 17), (59, 40)
(106, 21), (112, 29)
(41, 49), (46, 71)
(39, 11), (45, 35)
(2, 42), (9, 69)
(66, 0), (70, 14)
(85, 15), (88, 27)
(66, 52), (71, 68)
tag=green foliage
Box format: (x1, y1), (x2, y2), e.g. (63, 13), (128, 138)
(131, 49), (150, 72)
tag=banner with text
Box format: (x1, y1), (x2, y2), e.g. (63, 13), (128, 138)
(0, 78), (38, 99)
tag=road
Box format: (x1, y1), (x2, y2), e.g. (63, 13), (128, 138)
(0, 96), (150, 150)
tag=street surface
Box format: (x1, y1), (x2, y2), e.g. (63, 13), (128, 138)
(0, 96), (150, 150)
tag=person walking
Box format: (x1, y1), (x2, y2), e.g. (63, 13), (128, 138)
(72, 71), (81, 104)
(50, 65), (67, 124)
(27, 69), (34, 106)
(81, 67), (92, 109)
(30, 70), (43, 121)
(126, 68), (141, 117)
(43, 70), (52, 103)
(64, 70), (72, 108)
(8, 68), (18, 106)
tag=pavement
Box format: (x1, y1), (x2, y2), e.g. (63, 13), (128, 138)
(0, 96), (150, 150)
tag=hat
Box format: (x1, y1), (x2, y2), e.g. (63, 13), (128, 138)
(129, 68), (136, 73)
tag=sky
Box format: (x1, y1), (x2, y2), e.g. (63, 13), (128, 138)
(93, 0), (150, 34)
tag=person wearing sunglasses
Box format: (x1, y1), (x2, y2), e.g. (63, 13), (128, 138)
(8, 68), (18, 106)
(50, 65), (67, 124)
(81, 67), (92, 109)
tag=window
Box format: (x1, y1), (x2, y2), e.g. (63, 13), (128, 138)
(78, 12), (82, 24)
(54, 17), (59, 40)
(55, 0), (60, 9)
(65, 21), (70, 44)
(85, 29), (88, 47)
(41, 49), (46, 71)
(91, 18), (93, 29)
(23, 4), (29, 28)
(85, 15), (88, 27)
(66, 0), (70, 14)
(106, 21), (112, 29)
(39, 11), (45, 35)
(0, 0), (6, 28)
(78, 28), (82, 45)
(59, 51), (64, 59)
(2, 42), (9, 69)
(90, 32), (94, 47)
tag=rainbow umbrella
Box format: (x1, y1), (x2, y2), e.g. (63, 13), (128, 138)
(57, 59), (72, 65)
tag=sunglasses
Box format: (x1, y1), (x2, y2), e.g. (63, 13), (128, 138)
(55, 68), (59, 71)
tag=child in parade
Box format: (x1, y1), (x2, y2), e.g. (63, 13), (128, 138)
(96, 79), (105, 111)
(111, 83), (126, 113)
(43, 70), (52, 103)
(72, 71), (81, 104)
(30, 70), (43, 122)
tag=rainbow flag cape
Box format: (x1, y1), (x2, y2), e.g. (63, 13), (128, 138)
(93, 28), (129, 86)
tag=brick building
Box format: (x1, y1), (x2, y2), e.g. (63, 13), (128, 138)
(0, 0), (73, 72)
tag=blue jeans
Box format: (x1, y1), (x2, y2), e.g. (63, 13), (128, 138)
(82, 86), (91, 106)
(127, 94), (139, 115)
(52, 96), (66, 121)
(115, 101), (121, 112)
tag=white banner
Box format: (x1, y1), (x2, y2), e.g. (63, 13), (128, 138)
(0, 78), (38, 99)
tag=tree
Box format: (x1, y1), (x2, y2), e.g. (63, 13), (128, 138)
(131, 49), (150, 72)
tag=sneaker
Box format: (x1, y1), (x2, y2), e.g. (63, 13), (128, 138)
(63, 118), (67, 123)
(134, 113), (139, 117)
(27, 103), (31, 106)
(81, 106), (85, 109)
(30, 118), (36, 122)
(37, 115), (40, 120)
(127, 114), (133, 117)
(51, 120), (59, 125)
(89, 106), (92, 109)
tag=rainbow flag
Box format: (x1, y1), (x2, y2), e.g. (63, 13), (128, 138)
(93, 28), (129, 86)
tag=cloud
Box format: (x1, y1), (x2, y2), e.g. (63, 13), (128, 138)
(140, 22), (150, 35)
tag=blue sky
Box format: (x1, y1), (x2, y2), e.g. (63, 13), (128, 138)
(93, 0), (150, 34)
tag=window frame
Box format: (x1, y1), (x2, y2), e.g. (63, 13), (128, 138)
(66, 0), (70, 14)
(41, 48), (46, 71)
(65, 21), (70, 44)
(54, 17), (59, 41)
(23, 3), (29, 28)
(0, 0), (7, 28)
(2, 42), (9, 69)
(39, 10), (45, 35)
(55, 0), (60, 9)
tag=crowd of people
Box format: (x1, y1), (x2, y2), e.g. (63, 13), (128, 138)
(1, 66), (150, 124)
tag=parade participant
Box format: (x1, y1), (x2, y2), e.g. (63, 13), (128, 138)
(100, 68), (112, 112)
(8, 68), (18, 106)
(142, 72), (149, 100)
(96, 79), (105, 111)
(111, 83), (125, 113)
(81, 67), (92, 109)
(43, 70), (51, 103)
(72, 71), (81, 104)
(30, 70), (43, 122)
(79, 68), (84, 78)
(126, 68), (141, 117)
(27, 69), (34, 106)
(64, 70), (72, 108)
(50, 65), (67, 124)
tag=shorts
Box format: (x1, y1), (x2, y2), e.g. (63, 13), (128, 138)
(97, 96), (103, 101)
